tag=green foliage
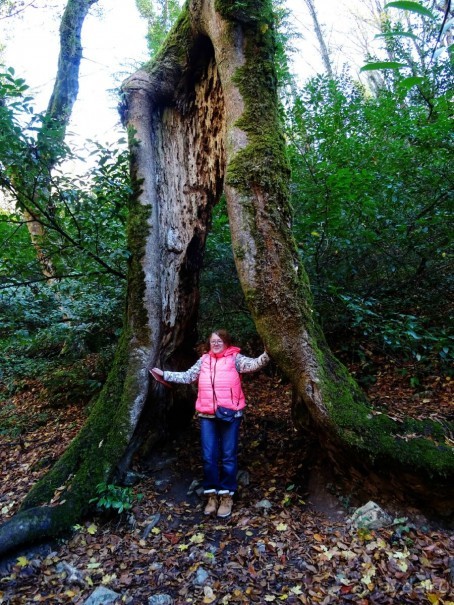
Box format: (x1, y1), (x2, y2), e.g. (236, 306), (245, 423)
(89, 482), (143, 515)
(199, 197), (257, 346)
(361, 0), (453, 98)
(339, 294), (452, 364)
(135, 0), (183, 58)
(286, 69), (452, 361)
(0, 69), (129, 395)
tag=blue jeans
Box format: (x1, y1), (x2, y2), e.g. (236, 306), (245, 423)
(199, 416), (242, 494)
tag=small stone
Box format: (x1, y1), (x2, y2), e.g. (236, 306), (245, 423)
(237, 470), (250, 486)
(83, 586), (120, 605)
(348, 501), (392, 530)
(194, 566), (209, 585)
(123, 471), (146, 486)
(55, 561), (84, 585)
(255, 499), (272, 509)
(142, 513), (161, 539)
(148, 594), (173, 605)
(187, 479), (202, 495)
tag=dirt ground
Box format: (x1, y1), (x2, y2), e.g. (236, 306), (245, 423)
(0, 369), (453, 604)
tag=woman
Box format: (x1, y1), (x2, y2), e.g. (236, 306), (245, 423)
(152, 329), (269, 518)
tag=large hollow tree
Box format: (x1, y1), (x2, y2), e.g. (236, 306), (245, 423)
(0, 0), (452, 557)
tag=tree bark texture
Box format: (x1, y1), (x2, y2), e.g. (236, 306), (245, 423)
(1, 0), (452, 557)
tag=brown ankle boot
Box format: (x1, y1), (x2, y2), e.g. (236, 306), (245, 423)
(217, 494), (233, 518)
(204, 494), (218, 515)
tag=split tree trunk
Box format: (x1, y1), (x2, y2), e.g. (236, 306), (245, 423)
(1, 0), (452, 557)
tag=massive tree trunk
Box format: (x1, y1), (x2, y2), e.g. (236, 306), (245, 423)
(0, 0), (452, 557)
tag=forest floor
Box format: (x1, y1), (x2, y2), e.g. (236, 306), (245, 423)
(0, 358), (453, 605)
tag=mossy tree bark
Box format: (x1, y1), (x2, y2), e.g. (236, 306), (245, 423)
(1, 0), (452, 557)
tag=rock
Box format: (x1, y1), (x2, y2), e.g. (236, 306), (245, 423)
(148, 594), (173, 605)
(55, 561), (84, 585)
(142, 513), (161, 539)
(83, 586), (120, 605)
(187, 479), (203, 496)
(255, 499), (272, 509)
(194, 566), (209, 585)
(348, 501), (392, 529)
(123, 470), (147, 486)
(237, 470), (250, 486)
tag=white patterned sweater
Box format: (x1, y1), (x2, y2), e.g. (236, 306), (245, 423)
(163, 352), (270, 417)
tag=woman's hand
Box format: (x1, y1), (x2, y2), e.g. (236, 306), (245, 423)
(151, 367), (164, 377)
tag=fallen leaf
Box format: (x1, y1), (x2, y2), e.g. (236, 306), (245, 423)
(86, 523), (97, 535)
(190, 532), (205, 544)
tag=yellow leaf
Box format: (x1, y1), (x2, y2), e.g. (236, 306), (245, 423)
(151, 527), (161, 534)
(178, 543), (189, 551)
(276, 523), (288, 532)
(65, 590), (76, 598)
(396, 559), (408, 572)
(203, 586), (216, 604)
(190, 532), (205, 544)
(87, 523), (97, 535)
(17, 556), (29, 567)
(361, 564), (376, 585)
(279, 595), (289, 600)
(427, 595), (440, 605)
(290, 585), (303, 595)
(102, 573), (116, 584)
(313, 533), (324, 542)
(265, 596), (276, 602)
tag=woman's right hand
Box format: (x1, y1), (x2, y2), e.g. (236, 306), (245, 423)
(151, 367), (164, 377)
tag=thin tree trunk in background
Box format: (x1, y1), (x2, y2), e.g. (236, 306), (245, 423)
(20, 0), (98, 280)
(303, 0), (333, 77)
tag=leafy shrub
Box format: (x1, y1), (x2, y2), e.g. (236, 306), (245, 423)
(89, 482), (143, 515)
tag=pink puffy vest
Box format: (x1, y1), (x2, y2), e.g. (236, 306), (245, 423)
(196, 346), (246, 415)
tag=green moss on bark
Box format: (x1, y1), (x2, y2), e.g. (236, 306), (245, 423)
(143, 3), (192, 77)
(22, 136), (153, 515)
(216, 0), (453, 487)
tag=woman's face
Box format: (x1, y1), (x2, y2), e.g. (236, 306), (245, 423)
(209, 333), (226, 354)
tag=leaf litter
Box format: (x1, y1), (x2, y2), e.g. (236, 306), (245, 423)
(0, 367), (453, 604)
